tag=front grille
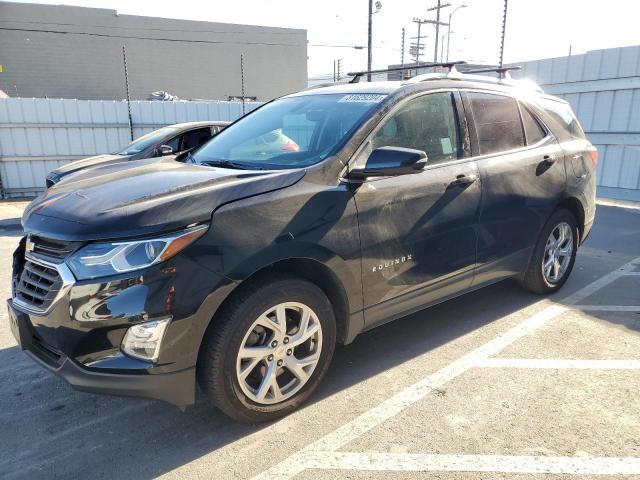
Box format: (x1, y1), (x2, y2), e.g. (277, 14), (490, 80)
(29, 235), (78, 261)
(14, 259), (62, 311)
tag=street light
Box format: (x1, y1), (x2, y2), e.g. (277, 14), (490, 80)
(446, 3), (467, 62)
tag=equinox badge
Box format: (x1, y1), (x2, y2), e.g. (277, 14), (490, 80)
(372, 254), (413, 273)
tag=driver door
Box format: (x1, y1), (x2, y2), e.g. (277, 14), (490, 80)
(351, 91), (482, 327)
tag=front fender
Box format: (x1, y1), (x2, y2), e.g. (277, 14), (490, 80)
(196, 179), (365, 340)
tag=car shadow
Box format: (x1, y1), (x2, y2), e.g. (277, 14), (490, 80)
(0, 279), (543, 479)
(2, 205), (638, 479)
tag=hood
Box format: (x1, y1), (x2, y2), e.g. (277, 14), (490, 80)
(51, 154), (130, 176)
(24, 159), (305, 241)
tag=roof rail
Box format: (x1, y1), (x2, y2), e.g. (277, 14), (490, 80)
(458, 65), (544, 93)
(348, 61), (467, 83)
(461, 66), (522, 79)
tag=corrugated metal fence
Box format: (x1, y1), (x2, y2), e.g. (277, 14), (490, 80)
(512, 46), (640, 202)
(0, 98), (261, 197)
(3, 48), (640, 201)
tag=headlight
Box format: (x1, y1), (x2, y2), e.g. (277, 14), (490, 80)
(67, 224), (208, 280)
(122, 317), (171, 362)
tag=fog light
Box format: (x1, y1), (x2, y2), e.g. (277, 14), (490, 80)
(121, 317), (171, 362)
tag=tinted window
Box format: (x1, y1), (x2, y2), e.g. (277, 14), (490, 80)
(468, 92), (524, 155)
(371, 92), (460, 164)
(181, 128), (213, 150)
(520, 104), (546, 145)
(164, 135), (181, 151)
(537, 98), (585, 139)
(192, 93), (386, 169)
(116, 127), (179, 155)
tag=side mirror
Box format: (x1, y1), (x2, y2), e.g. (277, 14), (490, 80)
(157, 145), (174, 156)
(348, 146), (427, 180)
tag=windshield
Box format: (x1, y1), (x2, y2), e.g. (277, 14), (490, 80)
(190, 93), (386, 169)
(116, 126), (178, 155)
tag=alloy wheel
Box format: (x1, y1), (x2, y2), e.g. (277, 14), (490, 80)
(235, 302), (323, 405)
(542, 221), (573, 284)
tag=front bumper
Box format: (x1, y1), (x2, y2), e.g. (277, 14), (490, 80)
(8, 236), (236, 407)
(8, 299), (195, 406)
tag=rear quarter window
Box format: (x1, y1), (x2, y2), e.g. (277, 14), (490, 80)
(537, 98), (585, 139)
(519, 103), (547, 145)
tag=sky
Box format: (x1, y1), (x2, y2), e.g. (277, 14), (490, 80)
(10, 0), (640, 78)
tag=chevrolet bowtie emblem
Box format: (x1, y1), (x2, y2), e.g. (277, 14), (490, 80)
(25, 237), (35, 253)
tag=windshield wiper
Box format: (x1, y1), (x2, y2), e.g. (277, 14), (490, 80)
(198, 160), (265, 170)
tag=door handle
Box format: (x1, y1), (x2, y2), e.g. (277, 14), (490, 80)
(451, 173), (478, 186)
(543, 155), (557, 165)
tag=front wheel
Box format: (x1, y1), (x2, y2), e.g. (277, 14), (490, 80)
(519, 209), (579, 294)
(197, 275), (336, 422)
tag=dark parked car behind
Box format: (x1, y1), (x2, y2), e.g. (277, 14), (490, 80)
(45, 121), (229, 187)
(10, 67), (596, 423)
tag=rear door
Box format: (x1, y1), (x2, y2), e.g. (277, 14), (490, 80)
(352, 90), (482, 327)
(462, 91), (566, 286)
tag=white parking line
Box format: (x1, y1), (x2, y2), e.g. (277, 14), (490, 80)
(478, 358), (640, 370)
(291, 451), (640, 475)
(577, 305), (640, 312)
(251, 256), (640, 480)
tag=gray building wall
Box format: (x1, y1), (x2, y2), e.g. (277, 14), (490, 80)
(0, 2), (307, 101)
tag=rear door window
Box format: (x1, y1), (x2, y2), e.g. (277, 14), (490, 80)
(371, 92), (461, 164)
(467, 92), (525, 155)
(520, 104), (546, 145)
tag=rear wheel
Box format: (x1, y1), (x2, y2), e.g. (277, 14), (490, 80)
(198, 275), (336, 423)
(519, 209), (578, 294)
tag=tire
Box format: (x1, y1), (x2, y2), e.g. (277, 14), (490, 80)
(519, 208), (579, 294)
(197, 274), (336, 423)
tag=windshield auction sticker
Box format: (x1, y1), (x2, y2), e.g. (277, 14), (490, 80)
(338, 94), (387, 103)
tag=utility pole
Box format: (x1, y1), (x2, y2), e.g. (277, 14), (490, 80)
(366, 0), (382, 81)
(336, 58), (343, 81)
(499, 0), (509, 69)
(400, 28), (405, 69)
(427, 1), (450, 62)
(367, 0), (373, 81)
(122, 45), (134, 141)
(240, 54), (246, 115)
(411, 18), (428, 65)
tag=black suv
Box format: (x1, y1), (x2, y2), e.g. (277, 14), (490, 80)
(8, 68), (596, 422)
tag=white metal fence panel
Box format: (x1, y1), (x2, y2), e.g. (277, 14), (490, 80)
(513, 45), (640, 201)
(0, 98), (261, 197)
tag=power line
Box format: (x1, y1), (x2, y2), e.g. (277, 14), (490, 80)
(0, 19), (305, 36)
(0, 21), (365, 49)
(0, 26), (305, 47)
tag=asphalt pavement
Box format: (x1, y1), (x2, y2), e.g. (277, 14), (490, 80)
(0, 202), (639, 479)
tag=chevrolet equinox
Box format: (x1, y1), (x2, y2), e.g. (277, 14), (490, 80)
(8, 67), (596, 422)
